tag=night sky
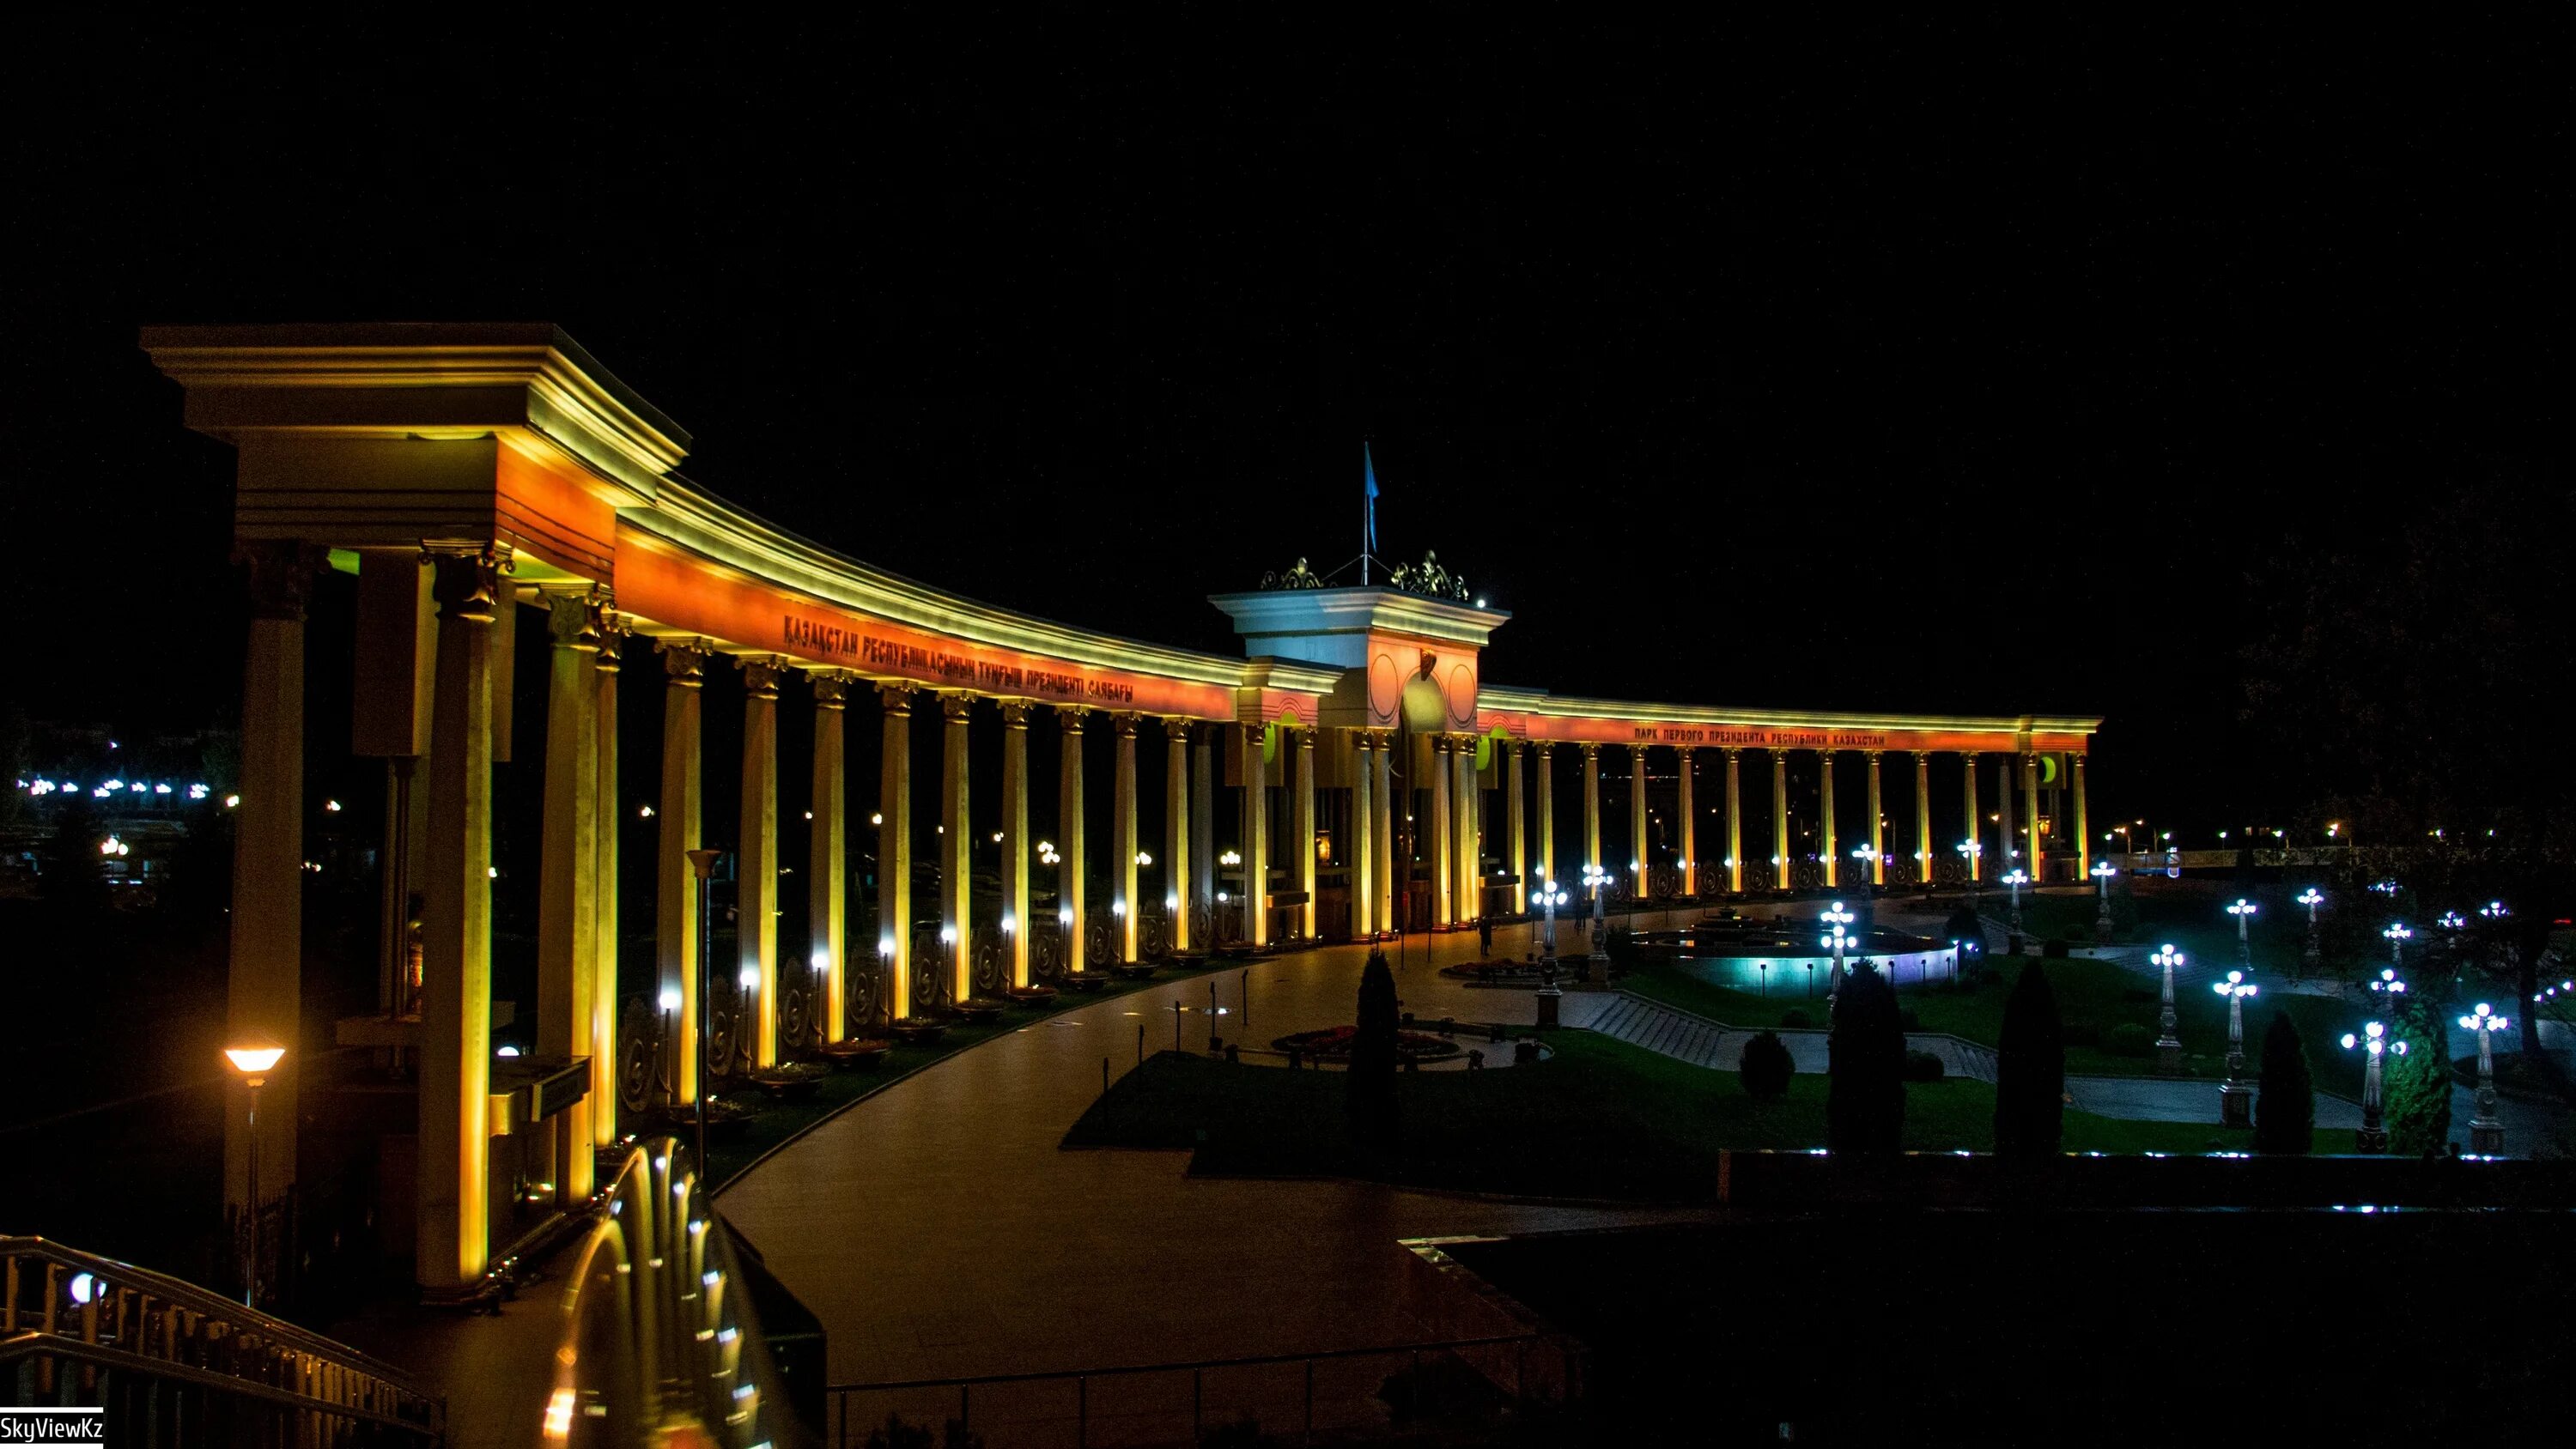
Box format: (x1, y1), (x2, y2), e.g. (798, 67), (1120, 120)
(4, 19), (2562, 828)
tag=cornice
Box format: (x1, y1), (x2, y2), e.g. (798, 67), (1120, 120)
(1206, 586), (1510, 650)
(1478, 683), (2099, 737)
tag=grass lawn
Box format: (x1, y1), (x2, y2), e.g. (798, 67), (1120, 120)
(1623, 955), (2374, 1095)
(1062, 1034), (2349, 1203)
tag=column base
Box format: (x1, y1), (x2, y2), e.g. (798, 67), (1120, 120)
(2154, 1038), (2183, 1076)
(1535, 988), (1562, 1030)
(2355, 1126), (2389, 1155)
(2470, 1120), (2506, 1155)
(2219, 1081), (2252, 1128)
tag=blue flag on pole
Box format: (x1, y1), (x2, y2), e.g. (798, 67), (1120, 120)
(1364, 442), (1379, 555)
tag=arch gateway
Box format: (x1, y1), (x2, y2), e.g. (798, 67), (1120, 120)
(144, 323), (2099, 1300)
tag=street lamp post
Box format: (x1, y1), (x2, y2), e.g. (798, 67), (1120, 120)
(2459, 1002), (2510, 1155)
(222, 1035), (287, 1307)
(1820, 900), (1856, 1005)
(2150, 943), (2184, 1076)
(2226, 897), (2258, 973)
(1582, 862), (1612, 978)
(1956, 840), (1982, 905)
(2213, 968), (2259, 1127)
(2090, 860), (2117, 943)
(2340, 1022), (2407, 1154)
(2382, 922), (2411, 979)
(1536, 877), (1567, 961)
(2294, 888), (2324, 976)
(2001, 870), (2028, 952)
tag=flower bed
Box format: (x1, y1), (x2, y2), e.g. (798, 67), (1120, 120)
(1437, 959), (1558, 986)
(819, 1037), (892, 1069)
(1268, 1026), (1465, 1062)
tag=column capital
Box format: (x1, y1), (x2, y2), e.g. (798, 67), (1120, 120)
(1722, 746), (1742, 762)
(810, 670), (852, 711)
(540, 587), (606, 652)
(877, 681), (917, 715)
(1159, 714), (1194, 743)
(658, 637), (713, 686)
(1433, 734), (1455, 755)
(594, 617), (626, 674)
(939, 690), (977, 722)
(425, 542), (510, 623)
(1297, 727), (1316, 752)
(1577, 742), (1599, 761)
(1863, 749), (1883, 763)
(739, 654), (789, 701)
(1056, 703), (1089, 732)
(2073, 752), (2087, 768)
(1960, 749), (1980, 762)
(1912, 749), (1930, 762)
(235, 539), (327, 622)
(998, 700), (1034, 728)
(1674, 743), (1697, 759)
(1109, 710), (1142, 737)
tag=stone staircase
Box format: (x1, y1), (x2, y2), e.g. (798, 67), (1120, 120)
(1560, 990), (1999, 1082)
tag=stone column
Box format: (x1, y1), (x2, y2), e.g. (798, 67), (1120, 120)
(1536, 743), (1556, 891)
(592, 621), (623, 1145)
(1630, 743), (1649, 894)
(1164, 718), (1189, 951)
(1240, 720), (1267, 947)
(1351, 731), (1375, 938)
(1455, 735), (1479, 923)
(1675, 747), (1696, 897)
(1961, 751), (1981, 881)
(1507, 740), (1528, 912)
(740, 658), (784, 1065)
(1431, 735), (1455, 927)
(1370, 731), (1395, 934)
(1294, 725), (1317, 939)
(421, 543), (502, 1295)
(1771, 749), (1791, 890)
(1058, 707), (1088, 969)
(227, 540), (319, 1282)
(1111, 712), (1139, 962)
(1866, 750), (1886, 887)
(2073, 753), (2092, 882)
(1191, 724), (1214, 941)
(1819, 749), (1839, 888)
(811, 673), (849, 1037)
(1913, 751), (1933, 888)
(1722, 747), (1744, 894)
(999, 702), (1030, 987)
(877, 684), (914, 1022)
(1996, 754), (2016, 876)
(657, 640), (709, 1100)
(1579, 743), (1601, 876)
(537, 590), (601, 1200)
(941, 693), (974, 1002)
(2022, 751), (2044, 882)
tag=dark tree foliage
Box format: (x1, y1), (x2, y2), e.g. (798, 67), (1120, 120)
(1993, 961), (2065, 1156)
(1826, 963), (1905, 1155)
(41, 791), (110, 915)
(2252, 1010), (2314, 1155)
(1347, 949), (1400, 1154)
(1941, 902), (1985, 958)
(2384, 990), (2453, 1156)
(1739, 1029), (1795, 1102)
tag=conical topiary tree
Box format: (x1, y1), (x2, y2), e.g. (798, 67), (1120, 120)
(2383, 990), (2452, 1155)
(1740, 1029), (1795, 1102)
(1827, 962), (1905, 1155)
(1993, 960), (2065, 1156)
(2251, 1009), (2313, 1154)
(1347, 949), (1400, 1156)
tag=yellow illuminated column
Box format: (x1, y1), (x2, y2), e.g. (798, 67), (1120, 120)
(657, 640), (709, 1101)
(1675, 747), (1695, 897)
(537, 590), (600, 1200)
(740, 658), (784, 1066)
(591, 620), (623, 1145)
(1996, 754), (2016, 876)
(999, 702), (1030, 987)
(1059, 707), (1089, 968)
(942, 692), (974, 1001)
(1536, 743), (1556, 890)
(1913, 750), (1933, 888)
(2073, 753), (2092, 882)
(877, 684), (914, 1021)
(1294, 725), (1317, 938)
(228, 540), (317, 1274)
(1164, 718), (1189, 951)
(1240, 720), (1267, 947)
(1370, 731), (1395, 934)
(1506, 740), (1528, 912)
(811, 672), (849, 1038)
(2023, 751), (2044, 882)
(1580, 743), (1601, 876)
(421, 543), (502, 1295)
(1431, 735), (1455, 927)
(1351, 732), (1374, 937)
(1771, 749), (1790, 890)
(1819, 749), (1839, 888)
(1723, 747), (1744, 894)
(1629, 743), (1649, 896)
(1961, 751), (1981, 882)
(1455, 735), (1478, 923)
(1192, 725), (1214, 939)
(1866, 750), (1886, 887)
(1111, 712), (1139, 963)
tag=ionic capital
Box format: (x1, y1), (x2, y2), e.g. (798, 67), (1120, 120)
(941, 690), (977, 723)
(1055, 703), (1089, 732)
(594, 611), (628, 673)
(542, 588), (605, 652)
(235, 539), (327, 623)
(1577, 742), (1599, 761)
(809, 670), (850, 710)
(1110, 710), (1142, 738)
(877, 681), (916, 716)
(425, 543), (512, 624)
(659, 637), (713, 686)
(998, 700), (1034, 729)
(738, 655), (789, 700)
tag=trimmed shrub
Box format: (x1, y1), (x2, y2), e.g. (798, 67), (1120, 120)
(2103, 1022), (2154, 1058)
(1902, 1049), (1947, 1082)
(1779, 1008), (1814, 1030)
(2041, 937), (2070, 959)
(1827, 963), (1906, 1155)
(1347, 950), (1400, 1156)
(2385, 991), (2452, 1155)
(1942, 903), (1986, 957)
(1740, 1030), (1795, 1101)
(1604, 929), (1638, 968)
(1899, 1007), (1923, 1031)
(2252, 1009), (2314, 1155)
(1994, 961), (2066, 1156)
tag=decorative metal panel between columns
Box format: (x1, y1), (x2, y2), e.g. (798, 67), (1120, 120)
(1506, 740), (1528, 912)
(1579, 743), (1601, 875)
(1536, 744), (1556, 891)
(658, 640), (710, 1101)
(740, 657), (784, 1066)
(1192, 725), (1214, 943)
(1722, 747), (1743, 894)
(1771, 749), (1790, 890)
(877, 684), (914, 1022)
(2022, 751), (2044, 882)
(1111, 712), (1139, 963)
(941, 692), (974, 1005)
(1370, 731), (1394, 935)
(1819, 749), (1839, 888)
(421, 543), (502, 1295)
(1913, 750), (1933, 888)
(999, 702), (1031, 987)
(1240, 721), (1267, 947)
(811, 672), (849, 1035)
(1676, 747), (1696, 896)
(1350, 731), (1375, 938)
(227, 539), (319, 1298)
(537, 590), (601, 1200)
(1431, 735), (1454, 927)
(1057, 706), (1087, 971)
(1164, 718), (1189, 950)
(1629, 743), (1649, 897)
(592, 620), (623, 1143)
(2072, 754), (2092, 881)
(1961, 751), (1981, 881)
(1294, 725), (1317, 939)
